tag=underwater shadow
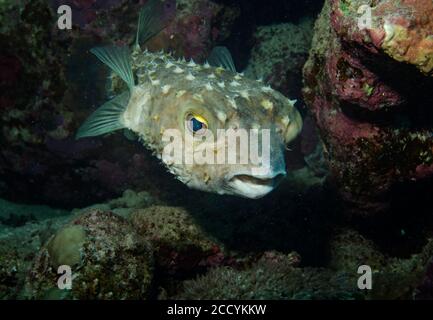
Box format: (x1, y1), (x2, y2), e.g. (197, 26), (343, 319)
(163, 177), (341, 267)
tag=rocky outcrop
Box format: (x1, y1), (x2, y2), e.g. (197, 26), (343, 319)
(303, 0), (433, 215)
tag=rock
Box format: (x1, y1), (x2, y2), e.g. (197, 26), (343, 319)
(303, 0), (433, 215)
(328, 229), (387, 272)
(414, 257), (433, 300)
(73, 189), (159, 219)
(146, 0), (240, 62)
(333, 0), (433, 77)
(175, 251), (362, 300)
(176, 227), (433, 300)
(328, 228), (433, 300)
(130, 206), (227, 275)
(24, 210), (153, 299)
(0, 247), (25, 299)
(0, 211), (71, 299)
(47, 225), (86, 269)
(245, 18), (314, 100)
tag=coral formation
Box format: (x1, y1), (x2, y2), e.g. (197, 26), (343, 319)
(0, 212), (71, 299)
(303, 0), (433, 215)
(245, 18), (314, 100)
(328, 229), (433, 299)
(414, 257), (433, 300)
(0, 247), (27, 299)
(24, 210), (153, 299)
(176, 251), (361, 300)
(1, 191), (433, 300)
(131, 206), (227, 275)
(73, 189), (159, 219)
(46, 225), (86, 269)
(146, 0), (240, 61)
(175, 229), (433, 300)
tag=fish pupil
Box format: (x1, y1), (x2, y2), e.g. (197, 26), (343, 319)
(192, 118), (204, 132)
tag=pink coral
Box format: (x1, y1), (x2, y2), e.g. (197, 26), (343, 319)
(303, 0), (433, 215)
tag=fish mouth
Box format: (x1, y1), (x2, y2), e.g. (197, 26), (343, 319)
(226, 172), (286, 199)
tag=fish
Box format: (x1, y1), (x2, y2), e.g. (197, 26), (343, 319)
(76, 0), (303, 199)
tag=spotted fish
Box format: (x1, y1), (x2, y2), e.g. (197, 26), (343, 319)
(77, 0), (303, 199)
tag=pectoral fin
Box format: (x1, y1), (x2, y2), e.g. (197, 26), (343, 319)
(76, 91), (130, 139)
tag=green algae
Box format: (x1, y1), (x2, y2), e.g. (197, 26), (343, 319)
(363, 83), (375, 97)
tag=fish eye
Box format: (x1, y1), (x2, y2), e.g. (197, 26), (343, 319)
(186, 113), (208, 135)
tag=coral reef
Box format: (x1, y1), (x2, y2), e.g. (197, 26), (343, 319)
(1, 192), (433, 300)
(0, 247), (22, 299)
(73, 189), (159, 219)
(0, 190), (156, 299)
(24, 210), (153, 299)
(174, 229), (433, 300)
(328, 229), (433, 299)
(0, 214), (71, 299)
(414, 257), (433, 300)
(303, 0), (433, 215)
(245, 18), (314, 100)
(146, 0), (240, 61)
(176, 251), (362, 300)
(131, 206), (228, 276)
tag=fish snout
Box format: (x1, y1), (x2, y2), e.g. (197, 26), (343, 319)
(226, 168), (286, 199)
(224, 133), (287, 199)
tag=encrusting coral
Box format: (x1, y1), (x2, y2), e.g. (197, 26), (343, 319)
(23, 210), (154, 300)
(303, 0), (433, 216)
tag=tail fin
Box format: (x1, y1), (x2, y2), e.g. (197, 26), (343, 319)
(136, 0), (176, 47)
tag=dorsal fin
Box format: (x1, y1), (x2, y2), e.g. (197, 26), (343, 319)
(90, 46), (135, 90)
(136, 0), (177, 47)
(208, 46), (237, 72)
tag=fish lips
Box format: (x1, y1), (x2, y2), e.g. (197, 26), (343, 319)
(224, 169), (287, 199)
